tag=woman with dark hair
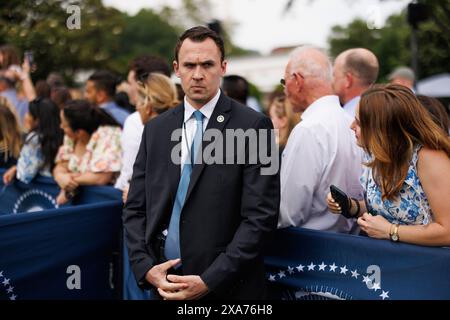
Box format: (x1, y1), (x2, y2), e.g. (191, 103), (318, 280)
(416, 95), (449, 136)
(327, 84), (450, 246)
(3, 98), (63, 183)
(53, 99), (122, 204)
(0, 45), (20, 71)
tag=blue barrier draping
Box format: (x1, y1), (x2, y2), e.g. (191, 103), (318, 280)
(122, 234), (152, 300)
(0, 169), (123, 300)
(3, 170), (450, 300)
(265, 227), (450, 300)
(123, 226), (450, 300)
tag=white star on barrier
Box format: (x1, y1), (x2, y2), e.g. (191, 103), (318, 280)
(2, 278), (10, 286)
(307, 263), (316, 271)
(296, 264), (305, 272)
(10, 294), (17, 300)
(372, 282), (381, 292)
(318, 262), (327, 271)
(380, 291), (389, 300)
(269, 275), (276, 282)
(6, 286), (14, 293)
(278, 271), (286, 279)
(351, 270), (359, 279)
(340, 266), (348, 275)
(287, 266), (294, 274)
(362, 275), (371, 285)
(329, 263), (337, 272)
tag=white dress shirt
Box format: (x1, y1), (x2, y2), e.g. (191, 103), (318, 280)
(278, 95), (364, 233)
(343, 96), (360, 119)
(181, 90), (220, 172)
(115, 111), (144, 190)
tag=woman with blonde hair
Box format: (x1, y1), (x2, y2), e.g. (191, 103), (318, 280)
(0, 96), (22, 168)
(115, 73), (179, 202)
(267, 95), (300, 155)
(327, 84), (450, 246)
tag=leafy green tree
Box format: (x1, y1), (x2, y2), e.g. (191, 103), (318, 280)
(0, 0), (125, 82)
(0, 0), (253, 84)
(113, 9), (179, 73)
(328, 7), (449, 80)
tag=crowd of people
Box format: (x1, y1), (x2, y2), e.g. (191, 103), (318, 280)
(1, 25), (449, 299)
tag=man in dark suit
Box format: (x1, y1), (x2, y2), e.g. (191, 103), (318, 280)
(123, 26), (280, 300)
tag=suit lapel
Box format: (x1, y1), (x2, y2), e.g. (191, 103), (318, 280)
(167, 103), (184, 202)
(184, 93), (232, 203)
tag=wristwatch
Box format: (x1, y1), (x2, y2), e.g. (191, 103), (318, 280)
(390, 223), (400, 242)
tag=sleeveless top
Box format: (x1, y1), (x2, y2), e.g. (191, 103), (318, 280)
(361, 145), (432, 225)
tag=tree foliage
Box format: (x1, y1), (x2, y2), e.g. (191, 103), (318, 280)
(0, 0), (125, 82)
(328, 0), (450, 80)
(0, 0), (250, 84)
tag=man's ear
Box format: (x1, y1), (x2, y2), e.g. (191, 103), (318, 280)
(345, 72), (353, 88)
(96, 90), (107, 104)
(295, 74), (304, 93)
(173, 60), (180, 78)
(221, 60), (227, 75)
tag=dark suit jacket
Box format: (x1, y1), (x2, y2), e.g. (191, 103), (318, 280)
(123, 93), (280, 299)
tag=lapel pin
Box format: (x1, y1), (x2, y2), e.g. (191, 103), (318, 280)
(217, 115), (225, 123)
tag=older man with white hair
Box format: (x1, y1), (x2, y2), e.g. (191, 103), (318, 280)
(278, 46), (363, 233)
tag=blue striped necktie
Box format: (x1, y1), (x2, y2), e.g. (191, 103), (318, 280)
(164, 110), (204, 261)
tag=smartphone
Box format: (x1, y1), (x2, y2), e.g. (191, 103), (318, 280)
(330, 185), (351, 218)
(24, 51), (34, 65)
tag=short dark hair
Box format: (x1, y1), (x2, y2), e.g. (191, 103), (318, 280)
(129, 55), (171, 82)
(63, 99), (119, 135)
(174, 26), (225, 63)
(88, 70), (120, 98)
(222, 75), (249, 104)
(51, 86), (72, 109)
(35, 80), (51, 99)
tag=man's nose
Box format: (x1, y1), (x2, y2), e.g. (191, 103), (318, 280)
(192, 66), (203, 80)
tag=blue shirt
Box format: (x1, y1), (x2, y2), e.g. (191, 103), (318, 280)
(100, 101), (130, 127)
(342, 96), (360, 119)
(0, 89), (29, 125)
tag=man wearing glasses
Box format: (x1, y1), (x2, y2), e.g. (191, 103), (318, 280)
(277, 46), (363, 233)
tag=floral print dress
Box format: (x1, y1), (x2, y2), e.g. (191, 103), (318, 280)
(361, 145), (432, 225)
(16, 132), (51, 183)
(55, 125), (122, 175)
